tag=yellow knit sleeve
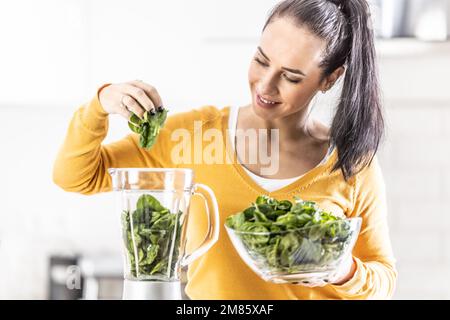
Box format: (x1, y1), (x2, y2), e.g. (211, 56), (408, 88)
(329, 157), (398, 299)
(52, 85), (173, 195)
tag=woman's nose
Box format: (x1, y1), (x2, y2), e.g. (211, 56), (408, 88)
(258, 74), (279, 95)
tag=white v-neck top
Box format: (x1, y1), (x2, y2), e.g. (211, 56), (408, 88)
(228, 106), (333, 192)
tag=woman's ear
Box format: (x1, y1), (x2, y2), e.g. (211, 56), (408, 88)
(320, 66), (345, 92)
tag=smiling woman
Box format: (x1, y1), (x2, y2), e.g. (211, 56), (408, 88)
(246, 0), (384, 181)
(53, 0), (396, 300)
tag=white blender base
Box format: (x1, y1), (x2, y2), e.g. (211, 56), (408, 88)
(122, 280), (182, 300)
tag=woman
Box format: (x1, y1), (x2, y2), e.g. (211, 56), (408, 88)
(53, 0), (397, 299)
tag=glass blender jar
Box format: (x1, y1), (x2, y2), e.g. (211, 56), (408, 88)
(109, 168), (220, 300)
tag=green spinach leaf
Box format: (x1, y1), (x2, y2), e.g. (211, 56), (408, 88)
(128, 108), (168, 150)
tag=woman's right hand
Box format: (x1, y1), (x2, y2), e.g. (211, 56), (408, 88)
(98, 80), (164, 121)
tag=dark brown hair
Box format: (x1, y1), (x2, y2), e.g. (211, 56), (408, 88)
(263, 0), (384, 180)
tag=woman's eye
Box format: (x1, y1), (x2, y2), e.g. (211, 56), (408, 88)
(284, 76), (301, 84)
(254, 58), (301, 84)
(254, 58), (268, 67)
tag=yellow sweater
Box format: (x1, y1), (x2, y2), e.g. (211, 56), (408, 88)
(53, 88), (397, 300)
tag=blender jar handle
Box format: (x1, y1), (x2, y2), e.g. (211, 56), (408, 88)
(180, 183), (220, 267)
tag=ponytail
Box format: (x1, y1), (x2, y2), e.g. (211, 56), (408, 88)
(329, 0), (384, 180)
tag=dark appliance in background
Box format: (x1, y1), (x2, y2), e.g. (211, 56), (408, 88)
(78, 254), (123, 299)
(47, 254), (124, 299)
(48, 255), (83, 300)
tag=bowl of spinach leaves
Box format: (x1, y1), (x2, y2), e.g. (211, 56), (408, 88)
(225, 195), (361, 284)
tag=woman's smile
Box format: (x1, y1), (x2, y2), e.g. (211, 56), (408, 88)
(255, 92), (282, 109)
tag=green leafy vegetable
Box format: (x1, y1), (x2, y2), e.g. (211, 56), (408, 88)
(122, 194), (182, 279)
(225, 195), (354, 273)
(128, 108), (168, 149)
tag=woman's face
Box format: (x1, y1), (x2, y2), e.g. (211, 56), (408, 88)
(248, 17), (332, 120)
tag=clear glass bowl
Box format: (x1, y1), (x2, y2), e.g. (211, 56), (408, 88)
(225, 217), (362, 284)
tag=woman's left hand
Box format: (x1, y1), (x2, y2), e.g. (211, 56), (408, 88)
(296, 255), (356, 288)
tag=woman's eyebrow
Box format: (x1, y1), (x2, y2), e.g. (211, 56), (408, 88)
(257, 46), (307, 77)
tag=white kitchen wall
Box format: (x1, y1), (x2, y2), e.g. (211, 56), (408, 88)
(379, 101), (450, 299)
(0, 0), (90, 107)
(0, 0), (449, 299)
(448, 2), (450, 35)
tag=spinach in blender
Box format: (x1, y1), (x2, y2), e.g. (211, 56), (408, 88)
(122, 194), (182, 278)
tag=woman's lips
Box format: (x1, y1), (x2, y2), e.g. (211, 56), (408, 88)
(256, 93), (281, 109)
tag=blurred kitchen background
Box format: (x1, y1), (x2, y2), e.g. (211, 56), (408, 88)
(0, 0), (449, 299)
